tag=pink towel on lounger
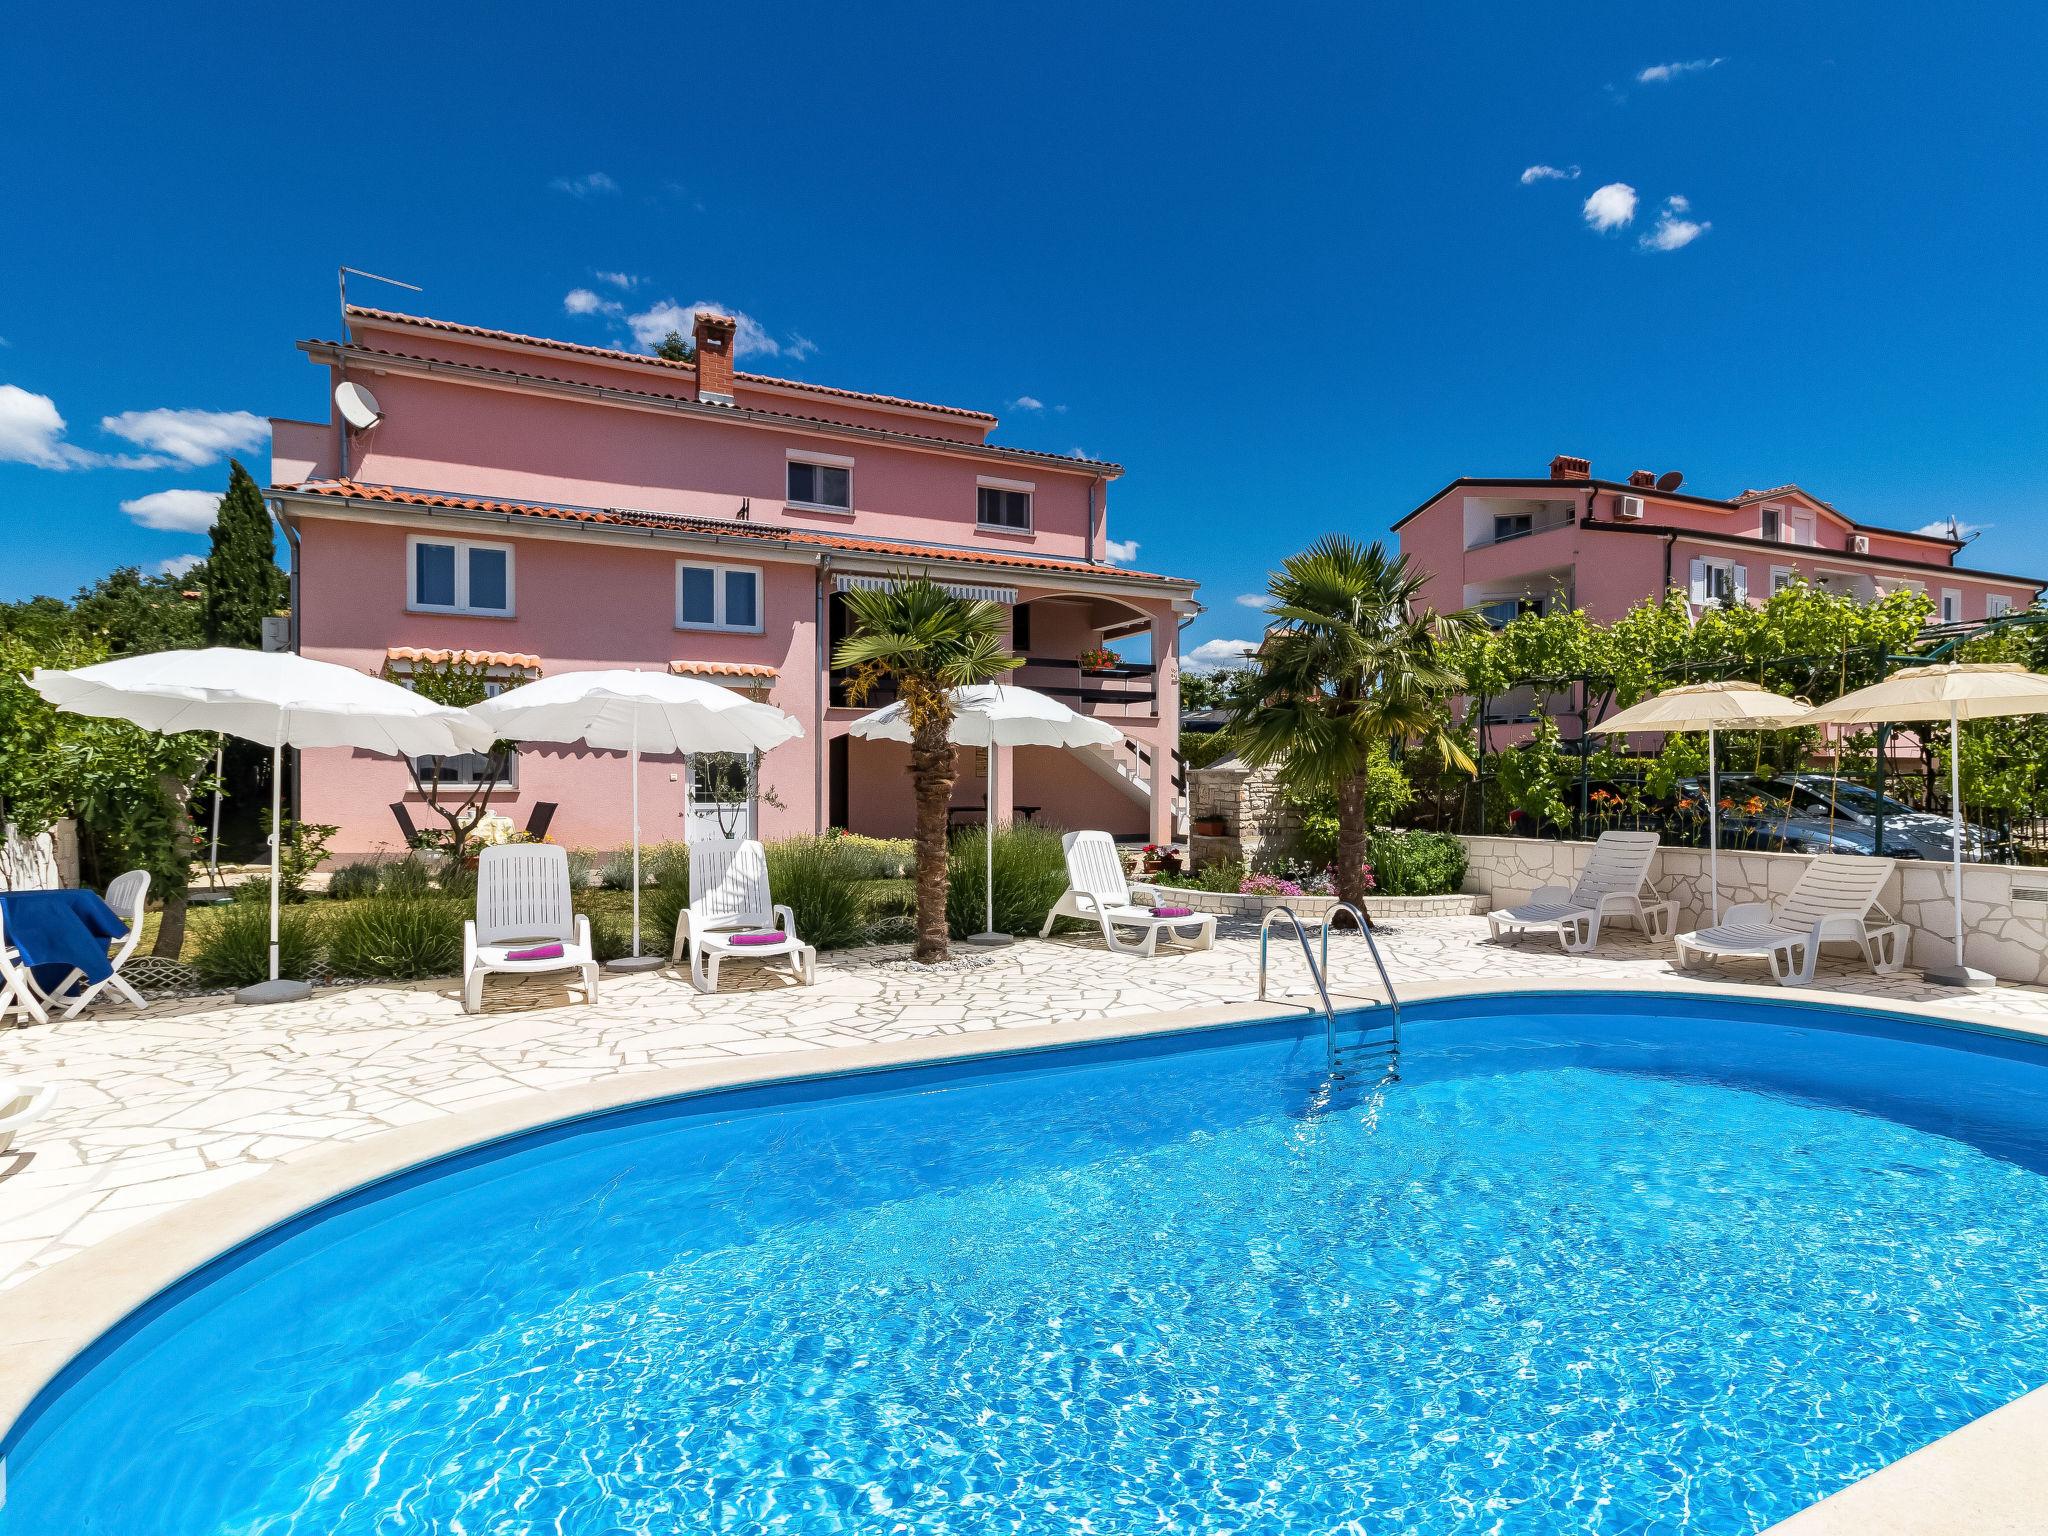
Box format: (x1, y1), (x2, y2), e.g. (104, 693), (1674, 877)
(727, 931), (784, 947)
(1150, 906), (1195, 918)
(505, 942), (564, 961)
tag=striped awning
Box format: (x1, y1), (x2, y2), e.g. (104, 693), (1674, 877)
(835, 573), (1017, 605)
(668, 660), (780, 681)
(387, 646), (541, 669)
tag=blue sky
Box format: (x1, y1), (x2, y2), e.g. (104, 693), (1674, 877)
(4, 2), (2044, 668)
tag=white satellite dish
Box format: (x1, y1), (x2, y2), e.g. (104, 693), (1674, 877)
(335, 380), (383, 431)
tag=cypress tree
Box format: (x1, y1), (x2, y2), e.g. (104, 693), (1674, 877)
(202, 459), (287, 648)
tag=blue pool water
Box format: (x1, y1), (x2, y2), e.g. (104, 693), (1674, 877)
(8, 993), (2048, 1534)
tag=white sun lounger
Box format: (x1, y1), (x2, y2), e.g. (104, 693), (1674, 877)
(29, 869), (152, 1019)
(462, 844), (599, 1013)
(1040, 830), (1216, 958)
(1486, 831), (1674, 952)
(0, 1078), (58, 1153)
(1674, 854), (1908, 987)
(674, 839), (816, 994)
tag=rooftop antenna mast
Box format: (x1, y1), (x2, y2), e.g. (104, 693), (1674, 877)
(334, 267), (422, 478)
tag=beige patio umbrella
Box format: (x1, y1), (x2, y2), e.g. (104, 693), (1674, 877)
(1591, 681), (1815, 923)
(1808, 663), (2048, 988)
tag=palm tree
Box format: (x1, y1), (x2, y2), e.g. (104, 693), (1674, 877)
(833, 578), (1020, 962)
(1227, 536), (1479, 909)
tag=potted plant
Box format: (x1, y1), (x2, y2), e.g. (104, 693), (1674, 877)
(1078, 645), (1120, 674)
(1141, 842), (1185, 876)
(1192, 813), (1227, 838)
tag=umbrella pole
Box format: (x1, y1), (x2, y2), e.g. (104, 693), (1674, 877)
(609, 714), (664, 972)
(1707, 725), (1720, 925)
(968, 743), (1012, 948)
(269, 737), (282, 981)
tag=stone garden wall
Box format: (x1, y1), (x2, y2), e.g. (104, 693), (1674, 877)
(1461, 834), (2048, 987)
(1150, 886), (1489, 922)
(1185, 759), (1304, 869)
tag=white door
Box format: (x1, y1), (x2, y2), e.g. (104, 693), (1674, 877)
(685, 752), (754, 843)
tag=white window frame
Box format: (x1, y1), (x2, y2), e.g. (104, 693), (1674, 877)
(390, 667), (528, 788)
(1760, 506), (1783, 542)
(1940, 588), (1963, 623)
(1987, 593), (2014, 619)
(1691, 555), (1747, 608)
(407, 535), (515, 617)
(785, 448), (855, 513)
(976, 475), (1035, 534)
(1770, 565), (1798, 595)
(675, 561), (765, 634)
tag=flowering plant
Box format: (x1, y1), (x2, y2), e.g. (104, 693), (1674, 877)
(1078, 646), (1120, 672)
(1240, 872), (1305, 897)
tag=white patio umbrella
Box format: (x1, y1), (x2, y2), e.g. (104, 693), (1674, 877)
(1591, 680), (1815, 924)
(31, 648), (494, 1003)
(470, 670), (804, 968)
(1808, 662), (2048, 989)
(850, 682), (1120, 945)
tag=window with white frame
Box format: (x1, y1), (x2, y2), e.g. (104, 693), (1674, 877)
(786, 452), (852, 511)
(1940, 588), (1963, 623)
(976, 479), (1033, 531)
(1760, 507), (1783, 541)
(408, 536), (514, 616)
(1771, 565), (1798, 595)
(396, 671), (522, 787)
(676, 562), (764, 632)
(1689, 556), (1747, 607)
(1988, 593), (2014, 619)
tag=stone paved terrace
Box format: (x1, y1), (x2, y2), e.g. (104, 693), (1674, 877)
(5, 915), (2048, 1294)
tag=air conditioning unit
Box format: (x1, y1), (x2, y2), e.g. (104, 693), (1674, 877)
(1851, 534), (1870, 554)
(1617, 495), (1645, 521)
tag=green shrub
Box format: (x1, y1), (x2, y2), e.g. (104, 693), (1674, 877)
(325, 897), (465, 979)
(763, 836), (868, 950)
(1178, 858), (1248, 893)
(638, 881), (689, 959)
(825, 831), (914, 879)
(597, 849), (639, 890)
(857, 878), (916, 919)
(564, 848), (599, 890)
(945, 821), (1070, 938)
(379, 856), (436, 898)
(641, 841), (692, 892)
(1366, 829), (1467, 896)
(582, 908), (632, 963)
(437, 860), (478, 903)
(190, 902), (319, 988)
(326, 861), (383, 902)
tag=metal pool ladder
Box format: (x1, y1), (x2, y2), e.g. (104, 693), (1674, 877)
(1257, 904), (1402, 1081)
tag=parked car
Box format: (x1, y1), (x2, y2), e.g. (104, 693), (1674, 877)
(1674, 778), (1888, 856)
(1758, 774), (2010, 862)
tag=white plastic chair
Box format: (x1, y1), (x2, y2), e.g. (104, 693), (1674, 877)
(673, 839), (815, 994)
(0, 1078), (58, 1153)
(1486, 831), (1674, 952)
(0, 905), (50, 1025)
(30, 870), (152, 1019)
(1674, 854), (1908, 986)
(1039, 830), (1216, 957)
(462, 845), (599, 1013)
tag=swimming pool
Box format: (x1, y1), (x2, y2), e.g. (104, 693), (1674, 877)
(6, 990), (2048, 1534)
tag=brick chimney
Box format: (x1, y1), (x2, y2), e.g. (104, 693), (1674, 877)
(1549, 454), (1591, 480)
(1628, 469), (1656, 488)
(692, 311), (737, 404)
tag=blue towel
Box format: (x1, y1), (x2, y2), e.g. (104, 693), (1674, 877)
(0, 889), (127, 993)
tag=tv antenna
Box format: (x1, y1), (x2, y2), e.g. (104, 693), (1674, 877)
(334, 267), (420, 477)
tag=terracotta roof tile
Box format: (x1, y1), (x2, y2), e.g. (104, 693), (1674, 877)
(387, 646), (541, 669)
(284, 480), (1185, 585)
(670, 660), (779, 680)
(320, 340), (1121, 475)
(344, 306), (998, 422)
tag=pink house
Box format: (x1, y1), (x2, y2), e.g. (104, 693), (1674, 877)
(269, 307), (1199, 860)
(1398, 454), (2042, 630)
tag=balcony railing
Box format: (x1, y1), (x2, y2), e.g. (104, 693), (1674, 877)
(831, 656), (1159, 711)
(1466, 512), (1573, 551)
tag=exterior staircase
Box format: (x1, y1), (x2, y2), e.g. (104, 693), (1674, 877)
(1077, 736), (1189, 836)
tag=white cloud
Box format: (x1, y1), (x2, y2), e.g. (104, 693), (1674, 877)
(593, 270), (639, 289)
(1234, 592), (1270, 609)
(1582, 182), (1638, 232)
(100, 408), (267, 467)
(564, 287), (622, 317)
(1640, 196), (1710, 251)
(625, 299), (799, 360)
(1637, 57), (1724, 84)
(120, 488), (221, 532)
(1185, 638), (1259, 673)
(1914, 518), (1984, 540)
(1011, 395), (1045, 411)
(155, 553), (204, 579)
(1520, 164), (1581, 184)
(550, 171), (619, 197)
(1103, 537), (1139, 563)
(0, 384), (85, 468)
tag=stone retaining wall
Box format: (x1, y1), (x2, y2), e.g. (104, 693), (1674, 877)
(1151, 886), (1489, 921)
(1460, 834), (2048, 987)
